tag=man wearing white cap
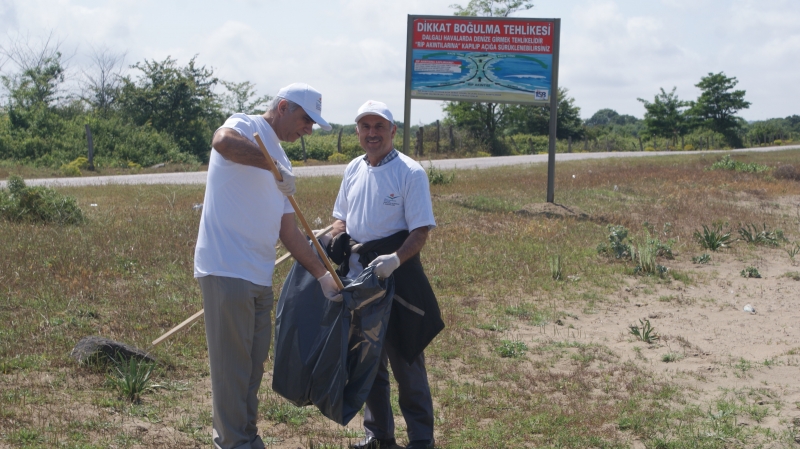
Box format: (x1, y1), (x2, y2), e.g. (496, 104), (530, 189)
(194, 82), (341, 449)
(323, 101), (442, 449)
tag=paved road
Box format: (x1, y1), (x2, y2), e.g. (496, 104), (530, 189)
(2, 145), (798, 189)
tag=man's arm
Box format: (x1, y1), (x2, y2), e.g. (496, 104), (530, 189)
(279, 213), (327, 279)
(212, 128), (271, 169)
(368, 226), (429, 279)
(395, 226), (429, 263)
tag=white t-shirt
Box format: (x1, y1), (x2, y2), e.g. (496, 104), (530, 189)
(332, 151), (436, 278)
(194, 113), (294, 286)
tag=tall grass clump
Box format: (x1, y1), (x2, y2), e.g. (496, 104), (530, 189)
(0, 175), (84, 224)
(427, 164), (456, 185)
(694, 224), (732, 251)
(738, 223), (785, 246)
(106, 357), (157, 403)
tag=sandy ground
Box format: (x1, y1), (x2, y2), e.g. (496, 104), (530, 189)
(566, 245), (800, 428)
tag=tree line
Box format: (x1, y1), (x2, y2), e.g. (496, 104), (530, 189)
(0, 35), (272, 169)
(1, 33), (798, 173)
(439, 71), (799, 156)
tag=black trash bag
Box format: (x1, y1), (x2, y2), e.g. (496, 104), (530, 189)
(272, 262), (394, 425)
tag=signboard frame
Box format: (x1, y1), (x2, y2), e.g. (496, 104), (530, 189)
(402, 14), (561, 202)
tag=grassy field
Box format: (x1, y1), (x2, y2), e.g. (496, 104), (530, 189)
(1, 150), (799, 448)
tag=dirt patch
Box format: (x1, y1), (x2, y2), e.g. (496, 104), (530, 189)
(508, 243), (800, 439)
(514, 202), (590, 220)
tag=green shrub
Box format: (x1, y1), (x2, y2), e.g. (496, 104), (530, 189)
(708, 154), (769, 173)
(427, 164), (455, 185)
(0, 175), (85, 225)
(59, 156), (89, 177)
(683, 144), (694, 151)
(327, 152), (351, 164)
(644, 146), (655, 152)
(597, 225), (632, 259)
(740, 266), (761, 278)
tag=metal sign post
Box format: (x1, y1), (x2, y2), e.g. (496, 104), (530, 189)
(403, 15), (561, 202)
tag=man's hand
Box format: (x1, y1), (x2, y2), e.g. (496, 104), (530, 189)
(317, 272), (342, 302)
(275, 163), (296, 196)
(313, 230), (333, 248)
(369, 253), (401, 279)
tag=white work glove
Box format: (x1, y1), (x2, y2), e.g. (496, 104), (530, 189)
(317, 272), (342, 302)
(274, 162), (296, 196)
(368, 253), (401, 279)
(313, 230), (333, 248)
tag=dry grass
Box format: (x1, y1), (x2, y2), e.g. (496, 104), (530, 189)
(1, 149), (799, 448)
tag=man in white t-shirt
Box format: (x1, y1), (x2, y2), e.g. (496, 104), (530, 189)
(326, 101), (439, 449)
(194, 83), (341, 449)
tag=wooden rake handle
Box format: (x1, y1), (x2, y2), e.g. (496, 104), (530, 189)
(253, 132), (345, 290)
(150, 225), (335, 348)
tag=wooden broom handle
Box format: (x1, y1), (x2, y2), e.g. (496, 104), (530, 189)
(253, 133), (345, 290)
(150, 225), (334, 347)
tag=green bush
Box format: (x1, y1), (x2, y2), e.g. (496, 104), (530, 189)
(644, 146), (655, 152)
(59, 156), (88, 177)
(708, 154), (769, 173)
(0, 176), (85, 225)
(327, 152), (351, 164)
(597, 225), (633, 259)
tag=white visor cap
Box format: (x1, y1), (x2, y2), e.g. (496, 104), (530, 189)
(276, 83), (332, 131)
(355, 100), (394, 124)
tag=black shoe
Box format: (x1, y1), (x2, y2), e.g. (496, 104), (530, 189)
(406, 440), (435, 449)
(350, 436), (398, 449)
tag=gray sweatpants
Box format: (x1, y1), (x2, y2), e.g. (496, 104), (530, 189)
(199, 275), (274, 449)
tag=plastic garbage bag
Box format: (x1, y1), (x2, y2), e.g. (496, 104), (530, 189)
(272, 262), (394, 425)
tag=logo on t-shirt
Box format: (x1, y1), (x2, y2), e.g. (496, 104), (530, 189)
(383, 193), (401, 206)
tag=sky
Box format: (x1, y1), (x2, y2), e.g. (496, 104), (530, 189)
(1, 0), (798, 126)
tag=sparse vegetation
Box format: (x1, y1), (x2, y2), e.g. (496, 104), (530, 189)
(496, 340), (528, 358)
(740, 266), (762, 278)
(629, 319), (659, 344)
(692, 253), (711, 264)
(2, 150), (799, 447)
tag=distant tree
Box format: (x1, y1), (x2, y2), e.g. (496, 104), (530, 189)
(0, 33), (67, 129)
(119, 55), (222, 161)
(81, 47), (126, 115)
(503, 87), (583, 139)
(219, 80), (271, 116)
(443, 101), (511, 155)
(451, 0), (534, 17)
(584, 108), (638, 127)
(584, 109), (620, 127)
(689, 72), (750, 148)
(638, 87), (689, 145)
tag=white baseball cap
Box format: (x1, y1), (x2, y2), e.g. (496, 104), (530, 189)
(275, 83), (332, 131)
(355, 100), (394, 124)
